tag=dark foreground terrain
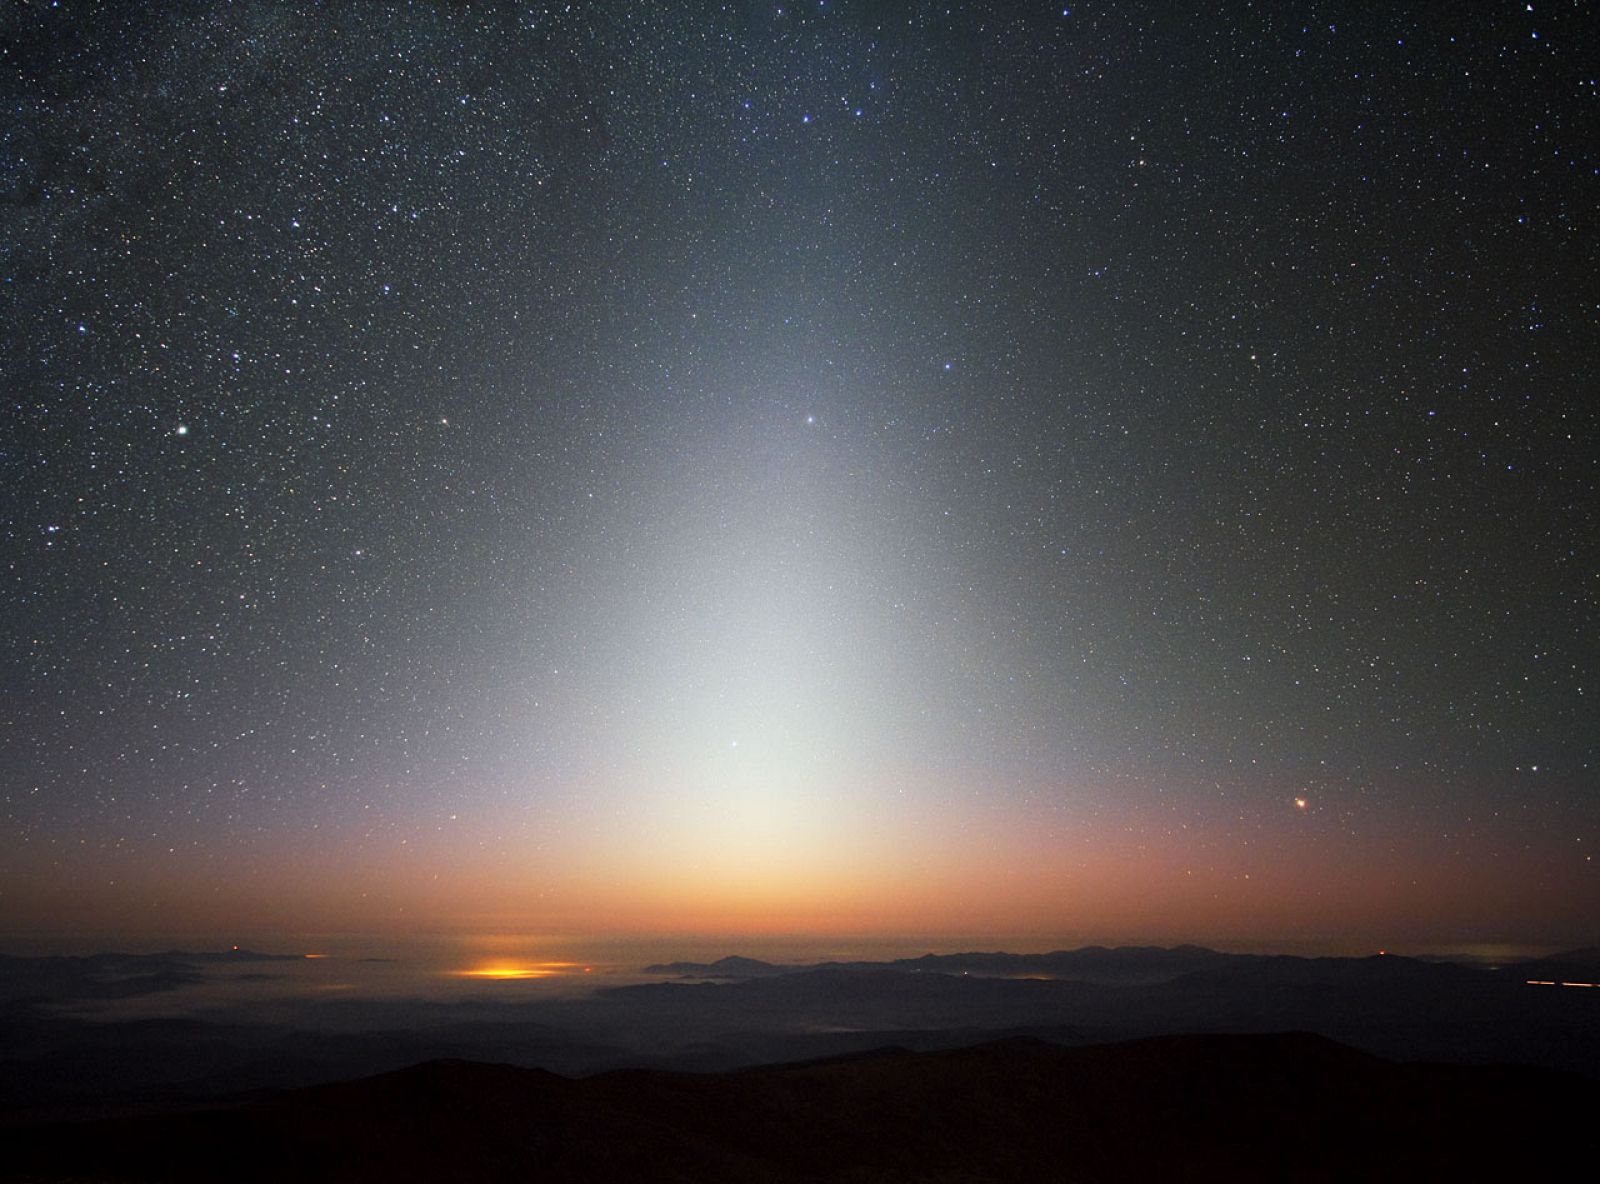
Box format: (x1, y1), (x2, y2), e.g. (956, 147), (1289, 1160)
(6, 1032), (1597, 1183)
(6, 946), (1600, 1117)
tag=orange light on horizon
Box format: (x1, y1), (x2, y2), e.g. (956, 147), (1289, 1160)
(453, 961), (579, 980)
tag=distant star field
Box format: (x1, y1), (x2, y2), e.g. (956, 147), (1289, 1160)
(2, 2), (1595, 949)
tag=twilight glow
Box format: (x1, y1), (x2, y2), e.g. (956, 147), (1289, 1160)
(2, 1), (1594, 955)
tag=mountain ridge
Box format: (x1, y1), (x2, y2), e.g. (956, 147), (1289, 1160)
(8, 1031), (1596, 1182)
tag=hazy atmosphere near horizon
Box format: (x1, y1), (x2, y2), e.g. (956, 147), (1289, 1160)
(3, 0), (1596, 959)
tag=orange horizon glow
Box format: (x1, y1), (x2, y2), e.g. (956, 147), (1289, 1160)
(2, 794), (1595, 953)
(453, 961), (584, 980)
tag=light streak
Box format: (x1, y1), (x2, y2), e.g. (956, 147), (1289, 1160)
(453, 961), (580, 980)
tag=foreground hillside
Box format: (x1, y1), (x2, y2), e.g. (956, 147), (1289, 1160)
(7, 1032), (1597, 1182)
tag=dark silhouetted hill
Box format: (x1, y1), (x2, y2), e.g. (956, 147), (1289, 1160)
(1512, 948), (1600, 983)
(5, 1033), (1596, 1182)
(642, 954), (785, 977)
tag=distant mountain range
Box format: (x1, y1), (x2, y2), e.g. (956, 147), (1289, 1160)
(7, 1032), (1596, 1182)
(0, 949), (305, 1006)
(644, 942), (1600, 986)
(645, 944), (1239, 983)
(4, 943), (1597, 1125)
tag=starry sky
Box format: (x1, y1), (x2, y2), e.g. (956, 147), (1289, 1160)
(3, 1), (1596, 951)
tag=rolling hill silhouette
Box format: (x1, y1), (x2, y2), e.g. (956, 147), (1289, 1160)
(6, 1032), (1597, 1182)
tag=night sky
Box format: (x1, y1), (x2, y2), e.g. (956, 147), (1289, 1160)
(3, 1), (1595, 950)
